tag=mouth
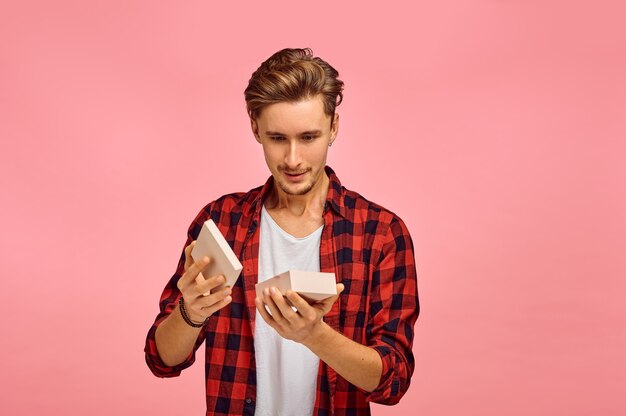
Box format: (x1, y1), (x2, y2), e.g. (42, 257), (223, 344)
(282, 170), (308, 182)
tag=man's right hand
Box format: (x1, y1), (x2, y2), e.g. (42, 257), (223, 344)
(176, 240), (233, 323)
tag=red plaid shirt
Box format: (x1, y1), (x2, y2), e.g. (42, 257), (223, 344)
(145, 166), (419, 416)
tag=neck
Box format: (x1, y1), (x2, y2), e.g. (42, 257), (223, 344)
(266, 171), (329, 217)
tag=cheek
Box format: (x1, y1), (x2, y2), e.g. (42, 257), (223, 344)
(263, 145), (290, 171)
(262, 144), (280, 162)
(309, 145), (329, 163)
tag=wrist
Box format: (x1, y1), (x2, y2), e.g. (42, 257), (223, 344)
(178, 296), (208, 328)
(302, 320), (333, 350)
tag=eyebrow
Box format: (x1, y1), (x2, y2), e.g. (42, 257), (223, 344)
(265, 130), (322, 136)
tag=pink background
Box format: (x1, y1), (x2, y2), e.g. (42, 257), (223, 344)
(1, 1), (625, 415)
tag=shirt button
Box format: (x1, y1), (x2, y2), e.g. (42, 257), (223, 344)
(245, 398), (252, 404)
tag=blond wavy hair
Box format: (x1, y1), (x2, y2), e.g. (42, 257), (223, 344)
(244, 48), (344, 123)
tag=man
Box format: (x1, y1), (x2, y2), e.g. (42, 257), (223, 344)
(145, 48), (419, 416)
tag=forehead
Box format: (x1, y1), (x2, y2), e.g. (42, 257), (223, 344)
(256, 95), (331, 133)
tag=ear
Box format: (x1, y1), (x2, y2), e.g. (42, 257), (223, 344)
(250, 118), (261, 143)
(330, 113), (339, 143)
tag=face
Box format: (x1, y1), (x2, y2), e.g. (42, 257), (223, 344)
(251, 95), (339, 196)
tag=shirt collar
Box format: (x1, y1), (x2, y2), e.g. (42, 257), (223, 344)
(247, 165), (346, 218)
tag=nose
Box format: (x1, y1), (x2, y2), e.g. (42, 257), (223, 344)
(285, 140), (302, 168)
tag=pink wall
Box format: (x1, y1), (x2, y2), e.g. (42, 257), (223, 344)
(1, 1), (625, 415)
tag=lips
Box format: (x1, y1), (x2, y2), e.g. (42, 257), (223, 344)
(283, 170), (308, 182)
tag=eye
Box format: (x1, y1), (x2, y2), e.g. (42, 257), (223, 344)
(270, 136), (285, 142)
(302, 135), (316, 142)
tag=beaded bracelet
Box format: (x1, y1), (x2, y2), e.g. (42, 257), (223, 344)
(178, 296), (208, 328)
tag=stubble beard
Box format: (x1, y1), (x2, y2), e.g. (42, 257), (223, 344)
(276, 167), (316, 196)
(276, 176), (315, 196)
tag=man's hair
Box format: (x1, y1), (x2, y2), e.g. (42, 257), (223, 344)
(244, 48), (344, 122)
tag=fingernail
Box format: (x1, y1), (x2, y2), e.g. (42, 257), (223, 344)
(270, 287), (277, 294)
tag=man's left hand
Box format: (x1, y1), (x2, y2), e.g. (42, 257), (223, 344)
(255, 283), (344, 345)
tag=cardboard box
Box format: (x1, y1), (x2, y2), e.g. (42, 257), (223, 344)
(255, 270), (337, 302)
(191, 219), (243, 294)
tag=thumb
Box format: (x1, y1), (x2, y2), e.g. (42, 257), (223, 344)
(336, 283), (345, 295)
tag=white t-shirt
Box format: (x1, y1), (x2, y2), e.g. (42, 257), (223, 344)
(254, 205), (324, 416)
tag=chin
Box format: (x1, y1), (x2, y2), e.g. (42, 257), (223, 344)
(278, 180), (315, 196)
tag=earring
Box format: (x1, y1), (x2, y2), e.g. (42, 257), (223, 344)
(329, 142), (333, 147)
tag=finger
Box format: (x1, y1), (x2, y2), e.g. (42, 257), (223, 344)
(285, 291), (316, 320)
(198, 286), (232, 313)
(179, 256), (211, 290)
(183, 240), (197, 271)
(186, 286), (232, 319)
(319, 283), (345, 309)
(202, 294), (232, 316)
(269, 287), (298, 321)
(336, 283), (345, 295)
(262, 288), (287, 324)
(195, 274), (226, 296)
(255, 295), (277, 326)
